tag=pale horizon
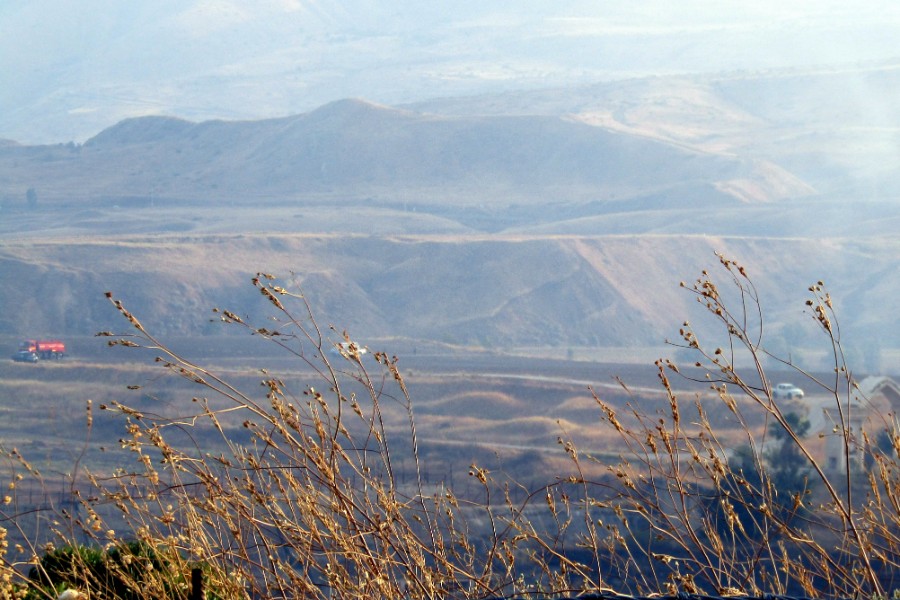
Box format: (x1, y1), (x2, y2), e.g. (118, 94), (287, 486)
(3, 1), (900, 144)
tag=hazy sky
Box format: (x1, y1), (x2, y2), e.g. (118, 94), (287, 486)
(3, 1), (899, 143)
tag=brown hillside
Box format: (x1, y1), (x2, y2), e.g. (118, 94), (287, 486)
(1, 233), (897, 364)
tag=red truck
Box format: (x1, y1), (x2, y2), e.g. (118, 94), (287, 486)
(19, 339), (66, 359)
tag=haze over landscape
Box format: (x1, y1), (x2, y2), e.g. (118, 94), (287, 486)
(5, 6), (900, 597)
(2, 2), (900, 369)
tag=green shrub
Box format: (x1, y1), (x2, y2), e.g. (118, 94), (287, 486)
(27, 542), (187, 600)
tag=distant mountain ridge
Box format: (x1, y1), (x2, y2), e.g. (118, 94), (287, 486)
(1, 98), (811, 209)
(85, 116), (195, 145)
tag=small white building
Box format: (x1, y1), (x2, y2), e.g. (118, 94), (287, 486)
(819, 376), (900, 475)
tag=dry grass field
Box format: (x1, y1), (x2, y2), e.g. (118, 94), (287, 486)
(0, 331), (767, 500)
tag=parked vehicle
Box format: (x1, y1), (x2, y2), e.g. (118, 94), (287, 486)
(773, 382), (804, 400)
(11, 350), (39, 363)
(19, 339), (65, 359)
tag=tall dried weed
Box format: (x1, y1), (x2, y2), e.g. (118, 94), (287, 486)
(0, 258), (897, 598)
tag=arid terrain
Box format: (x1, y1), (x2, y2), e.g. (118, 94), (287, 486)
(2, 65), (899, 495)
(0, 329), (776, 498)
(3, 65), (900, 360)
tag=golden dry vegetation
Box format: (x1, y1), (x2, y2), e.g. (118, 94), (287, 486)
(0, 258), (898, 599)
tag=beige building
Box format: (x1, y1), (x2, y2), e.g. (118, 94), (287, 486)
(817, 376), (900, 475)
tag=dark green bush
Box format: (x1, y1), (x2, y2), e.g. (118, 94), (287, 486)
(28, 541), (188, 600)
